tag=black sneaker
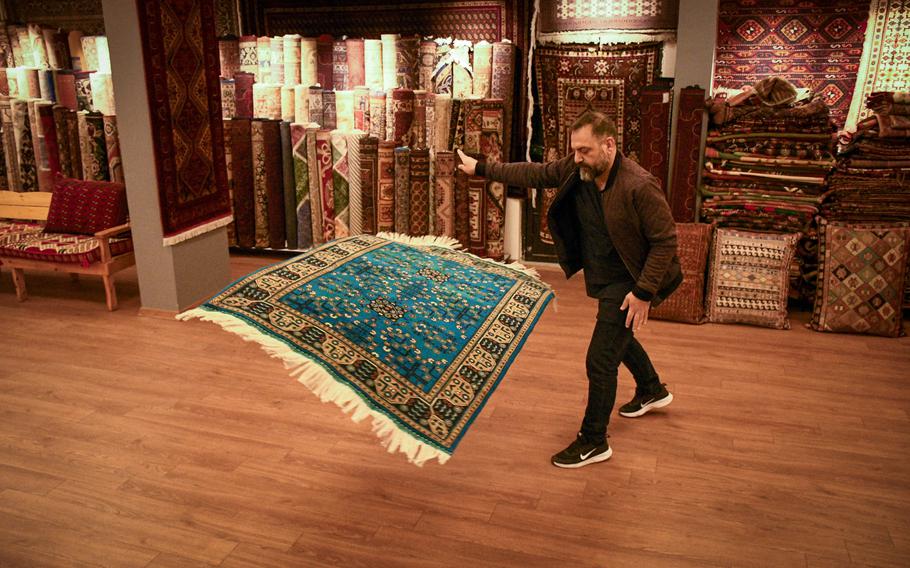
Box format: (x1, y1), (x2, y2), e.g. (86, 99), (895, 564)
(551, 433), (612, 468)
(619, 383), (673, 418)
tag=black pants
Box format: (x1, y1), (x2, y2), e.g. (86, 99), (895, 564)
(580, 285), (662, 444)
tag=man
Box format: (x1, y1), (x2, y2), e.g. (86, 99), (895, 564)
(457, 111), (681, 468)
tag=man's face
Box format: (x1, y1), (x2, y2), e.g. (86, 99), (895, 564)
(570, 124), (615, 182)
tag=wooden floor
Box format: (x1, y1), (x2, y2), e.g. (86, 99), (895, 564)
(1, 256), (908, 567)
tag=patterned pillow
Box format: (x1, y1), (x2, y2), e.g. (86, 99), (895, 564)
(810, 220), (910, 337)
(44, 177), (128, 235)
(650, 223), (713, 324)
(706, 228), (798, 330)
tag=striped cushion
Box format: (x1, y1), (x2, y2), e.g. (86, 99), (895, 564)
(0, 220), (44, 246)
(0, 231), (133, 267)
(706, 228), (798, 330)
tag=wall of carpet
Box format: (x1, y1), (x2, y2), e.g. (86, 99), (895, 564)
(0, 23), (123, 194)
(524, 0), (680, 262)
(697, 0), (910, 336)
(211, 0), (530, 262)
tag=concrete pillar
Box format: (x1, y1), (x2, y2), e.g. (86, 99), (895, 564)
(102, 0), (231, 313)
(668, 0), (719, 216)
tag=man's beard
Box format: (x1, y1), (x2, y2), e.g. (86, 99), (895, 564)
(579, 160), (607, 182)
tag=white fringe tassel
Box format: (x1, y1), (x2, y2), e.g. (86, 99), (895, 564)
(376, 231), (546, 281)
(176, 306), (452, 466)
(162, 215), (234, 247)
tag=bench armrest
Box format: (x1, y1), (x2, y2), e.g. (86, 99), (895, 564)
(94, 222), (131, 239)
(95, 223), (131, 262)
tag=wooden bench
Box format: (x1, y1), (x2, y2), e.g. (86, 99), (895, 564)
(0, 190), (135, 311)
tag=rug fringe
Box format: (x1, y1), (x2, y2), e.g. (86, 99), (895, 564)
(376, 231), (546, 281)
(162, 214), (234, 247)
(176, 307), (452, 466)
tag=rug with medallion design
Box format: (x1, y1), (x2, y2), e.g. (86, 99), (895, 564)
(178, 233), (553, 465)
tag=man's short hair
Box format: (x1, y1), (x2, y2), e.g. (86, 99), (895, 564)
(571, 111), (618, 139)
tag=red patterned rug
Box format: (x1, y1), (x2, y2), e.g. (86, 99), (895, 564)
(669, 86), (705, 223)
(713, 0), (870, 128)
(533, 42), (660, 244)
(539, 0), (679, 32)
(138, 0), (232, 245)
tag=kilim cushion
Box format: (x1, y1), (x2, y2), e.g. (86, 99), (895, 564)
(810, 220), (909, 337)
(0, 231), (134, 268)
(178, 233), (554, 466)
(0, 220), (44, 246)
(706, 228), (798, 329)
(44, 177), (129, 235)
(650, 223), (713, 324)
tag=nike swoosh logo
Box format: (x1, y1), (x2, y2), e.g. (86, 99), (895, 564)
(641, 398), (655, 406)
(580, 448), (597, 460)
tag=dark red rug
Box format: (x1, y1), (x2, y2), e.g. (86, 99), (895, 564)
(138, 0), (232, 245)
(713, 0), (870, 127)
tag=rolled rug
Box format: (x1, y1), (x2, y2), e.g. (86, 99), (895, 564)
(89, 72), (115, 115)
(294, 85), (309, 124)
(316, 34), (334, 90)
(381, 33), (399, 92)
(472, 40), (492, 98)
(353, 86), (371, 132)
(315, 129), (336, 242)
(418, 40), (437, 92)
(389, 88), (415, 148)
(434, 150), (456, 237)
(358, 136), (379, 234)
(364, 39), (383, 91)
(256, 36), (270, 83)
(283, 34), (301, 86)
(233, 72), (254, 118)
(333, 39), (348, 91)
(346, 38), (365, 90)
(290, 123), (314, 248)
(281, 85), (296, 122)
(409, 148), (430, 236)
(308, 86), (324, 127)
(239, 35), (258, 76)
(335, 90), (355, 132)
(395, 35), (420, 89)
(253, 83), (282, 119)
(221, 78), (236, 119)
(322, 90), (337, 129)
(103, 114), (124, 184)
(369, 91), (386, 140)
(346, 131), (365, 235)
(68, 30), (84, 70)
(269, 36), (285, 85)
(376, 140), (396, 232)
(393, 146), (411, 234)
(219, 36), (240, 78)
(300, 37), (318, 87)
(451, 40), (473, 98)
(231, 117), (255, 248)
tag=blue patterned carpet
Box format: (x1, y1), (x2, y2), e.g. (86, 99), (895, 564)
(181, 235), (553, 464)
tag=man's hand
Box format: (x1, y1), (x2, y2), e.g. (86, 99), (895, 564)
(620, 291), (651, 332)
(456, 149), (478, 175)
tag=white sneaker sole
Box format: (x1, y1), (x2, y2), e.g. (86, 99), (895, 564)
(619, 392), (673, 418)
(552, 446), (613, 469)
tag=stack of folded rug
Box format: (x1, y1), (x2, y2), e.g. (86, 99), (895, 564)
(825, 92), (910, 307)
(701, 77), (837, 301)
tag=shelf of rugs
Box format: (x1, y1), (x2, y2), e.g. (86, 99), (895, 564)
(0, 23), (122, 192)
(826, 92), (910, 309)
(700, 90), (837, 303)
(217, 33), (516, 261)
